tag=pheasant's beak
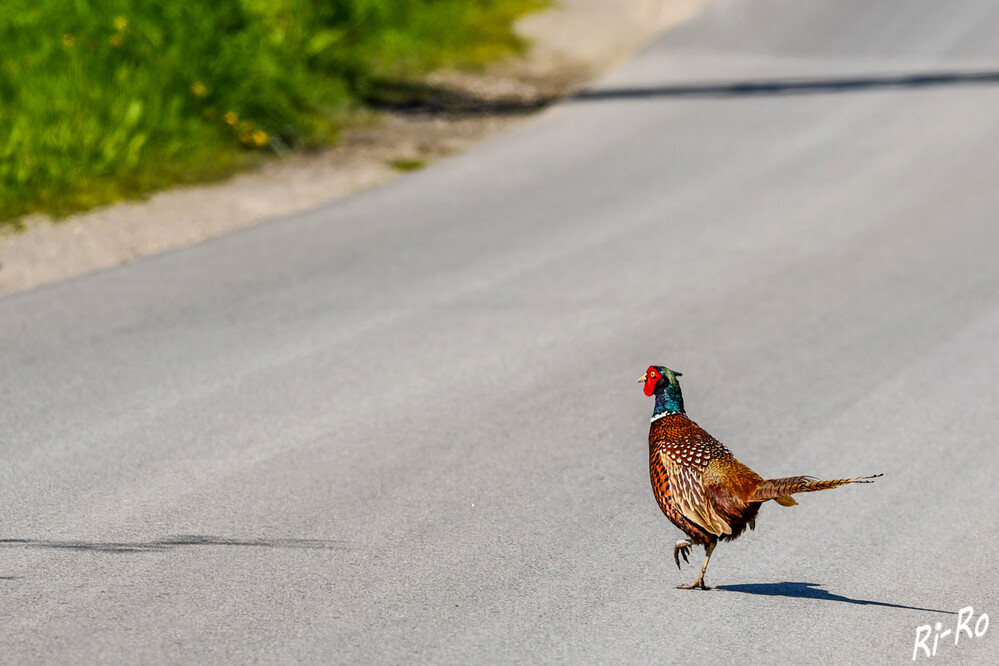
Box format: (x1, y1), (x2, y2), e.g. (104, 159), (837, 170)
(637, 374), (647, 384)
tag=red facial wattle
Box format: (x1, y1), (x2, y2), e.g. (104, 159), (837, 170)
(643, 367), (659, 396)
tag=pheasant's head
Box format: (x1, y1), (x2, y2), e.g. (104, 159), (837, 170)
(639, 365), (685, 416)
(639, 365), (682, 396)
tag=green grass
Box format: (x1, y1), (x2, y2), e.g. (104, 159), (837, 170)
(389, 158), (427, 172)
(0, 0), (546, 225)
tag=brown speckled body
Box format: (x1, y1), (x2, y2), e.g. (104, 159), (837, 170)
(649, 413), (762, 545)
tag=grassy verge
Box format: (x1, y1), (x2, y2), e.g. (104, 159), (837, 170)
(0, 0), (545, 226)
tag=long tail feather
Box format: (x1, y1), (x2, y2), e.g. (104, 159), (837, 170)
(751, 473), (883, 503)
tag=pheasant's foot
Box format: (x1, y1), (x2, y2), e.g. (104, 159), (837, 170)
(673, 540), (692, 570)
(678, 542), (715, 590)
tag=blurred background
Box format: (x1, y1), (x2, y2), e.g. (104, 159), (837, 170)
(0, 0), (544, 224)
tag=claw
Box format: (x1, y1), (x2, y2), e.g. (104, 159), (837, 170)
(673, 540), (692, 570)
(676, 541), (715, 590)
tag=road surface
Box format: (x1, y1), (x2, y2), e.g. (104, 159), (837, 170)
(2, 0), (998, 662)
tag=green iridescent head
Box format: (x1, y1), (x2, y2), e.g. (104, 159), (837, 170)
(639, 365), (685, 415)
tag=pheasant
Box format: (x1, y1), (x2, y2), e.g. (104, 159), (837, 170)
(640, 365), (881, 590)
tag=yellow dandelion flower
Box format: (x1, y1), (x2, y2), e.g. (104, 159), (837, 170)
(109, 33), (123, 47)
(63, 34), (75, 47)
(190, 81), (207, 97)
(223, 111), (239, 125)
(251, 130), (269, 147)
(114, 16), (128, 31)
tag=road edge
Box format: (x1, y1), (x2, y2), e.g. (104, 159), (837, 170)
(0, 0), (707, 298)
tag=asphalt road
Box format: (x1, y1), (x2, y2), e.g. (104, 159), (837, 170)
(3, 0), (999, 663)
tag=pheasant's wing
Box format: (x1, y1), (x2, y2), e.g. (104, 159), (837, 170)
(702, 457), (761, 521)
(660, 451), (733, 536)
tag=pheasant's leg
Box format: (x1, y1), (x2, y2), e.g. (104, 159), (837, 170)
(677, 541), (716, 590)
(673, 540), (692, 570)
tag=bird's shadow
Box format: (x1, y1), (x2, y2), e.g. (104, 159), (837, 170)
(717, 581), (954, 615)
